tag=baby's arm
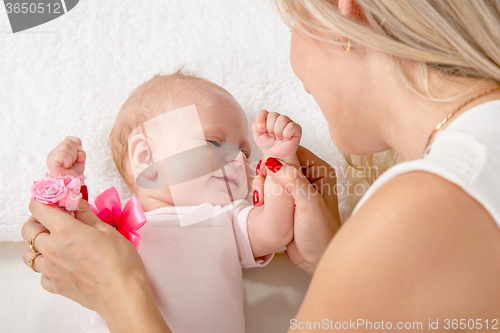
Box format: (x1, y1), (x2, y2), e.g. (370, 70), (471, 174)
(46, 136), (86, 177)
(247, 110), (301, 257)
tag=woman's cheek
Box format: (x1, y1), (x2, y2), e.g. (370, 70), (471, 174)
(290, 32), (305, 82)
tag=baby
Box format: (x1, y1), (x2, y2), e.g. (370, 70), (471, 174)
(46, 72), (302, 333)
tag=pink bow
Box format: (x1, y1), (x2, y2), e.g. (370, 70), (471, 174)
(90, 187), (146, 250)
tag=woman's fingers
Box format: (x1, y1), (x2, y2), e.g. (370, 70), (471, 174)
(296, 145), (339, 216)
(21, 214), (48, 242)
(252, 174), (265, 206)
(264, 157), (317, 207)
(29, 198), (103, 231)
(74, 199), (107, 228)
(23, 245), (46, 272)
(255, 155), (267, 177)
(40, 274), (57, 294)
(21, 214), (51, 273)
(28, 199), (79, 232)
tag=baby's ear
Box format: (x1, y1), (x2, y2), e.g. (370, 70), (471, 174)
(128, 134), (157, 181)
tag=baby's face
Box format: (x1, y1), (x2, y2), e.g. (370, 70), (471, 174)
(140, 82), (252, 207)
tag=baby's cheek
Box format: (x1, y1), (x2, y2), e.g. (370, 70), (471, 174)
(245, 163), (253, 189)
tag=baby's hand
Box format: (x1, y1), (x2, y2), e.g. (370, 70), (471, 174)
(252, 110), (302, 160)
(46, 136), (86, 177)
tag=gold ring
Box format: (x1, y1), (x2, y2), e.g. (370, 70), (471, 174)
(28, 230), (49, 254)
(29, 253), (42, 273)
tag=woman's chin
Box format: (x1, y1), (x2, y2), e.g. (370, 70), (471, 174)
(329, 132), (379, 156)
(329, 134), (357, 155)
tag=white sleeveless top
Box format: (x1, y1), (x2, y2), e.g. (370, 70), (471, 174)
(353, 100), (500, 226)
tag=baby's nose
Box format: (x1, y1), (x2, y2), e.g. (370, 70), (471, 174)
(231, 151), (245, 166)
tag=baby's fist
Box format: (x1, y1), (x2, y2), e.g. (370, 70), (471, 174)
(252, 110), (302, 159)
(46, 136), (86, 177)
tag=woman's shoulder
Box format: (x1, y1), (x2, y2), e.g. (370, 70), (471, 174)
(300, 171), (500, 323)
(352, 170), (500, 236)
(350, 171), (500, 278)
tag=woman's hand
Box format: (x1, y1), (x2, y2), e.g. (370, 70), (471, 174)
(21, 199), (170, 332)
(21, 198), (141, 312)
(253, 146), (341, 275)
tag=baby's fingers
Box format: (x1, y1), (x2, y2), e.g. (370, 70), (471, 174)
(46, 136), (85, 177)
(50, 137), (82, 161)
(63, 136), (83, 149)
(254, 109), (269, 128)
(273, 115), (293, 140)
(282, 122), (302, 142)
(252, 110), (270, 140)
(56, 149), (77, 168)
(265, 112), (280, 138)
(74, 149), (87, 175)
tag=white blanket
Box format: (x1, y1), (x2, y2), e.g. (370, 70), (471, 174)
(0, 0), (349, 242)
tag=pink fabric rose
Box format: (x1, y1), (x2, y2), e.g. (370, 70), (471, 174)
(57, 176), (85, 211)
(31, 177), (68, 205)
(31, 174), (86, 214)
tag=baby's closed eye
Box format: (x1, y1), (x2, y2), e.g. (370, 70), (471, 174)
(206, 140), (250, 159)
(207, 140), (221, 147)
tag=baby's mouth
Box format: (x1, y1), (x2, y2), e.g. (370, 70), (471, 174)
(212, 175), (238, 186)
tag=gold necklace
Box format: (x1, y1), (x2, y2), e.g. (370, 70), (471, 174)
(422, 86), (500, 157)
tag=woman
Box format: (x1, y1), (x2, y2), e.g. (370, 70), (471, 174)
(22, 0), (500, 331)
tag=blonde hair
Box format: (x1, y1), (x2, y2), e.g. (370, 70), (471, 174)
(109, 70), (233, 190)
(273, 0), (500, 183)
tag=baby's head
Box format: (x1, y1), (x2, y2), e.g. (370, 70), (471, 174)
(110, 72), (252, 210)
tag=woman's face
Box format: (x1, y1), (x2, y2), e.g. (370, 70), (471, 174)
(289, 27), (389, 154)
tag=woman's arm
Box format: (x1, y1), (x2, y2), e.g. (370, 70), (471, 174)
(102, 270), (171, 333)
(22, 200), (172, 333)
(290, 171), (500, 330)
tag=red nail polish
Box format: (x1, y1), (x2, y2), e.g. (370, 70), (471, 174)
(253, 190), (259, 205)
(80, 185), (88, 201)
(256, 160), (262, 176)
(265, 157), (282, 173)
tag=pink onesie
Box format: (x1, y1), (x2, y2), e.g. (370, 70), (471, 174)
(86, 199), (273, 333)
